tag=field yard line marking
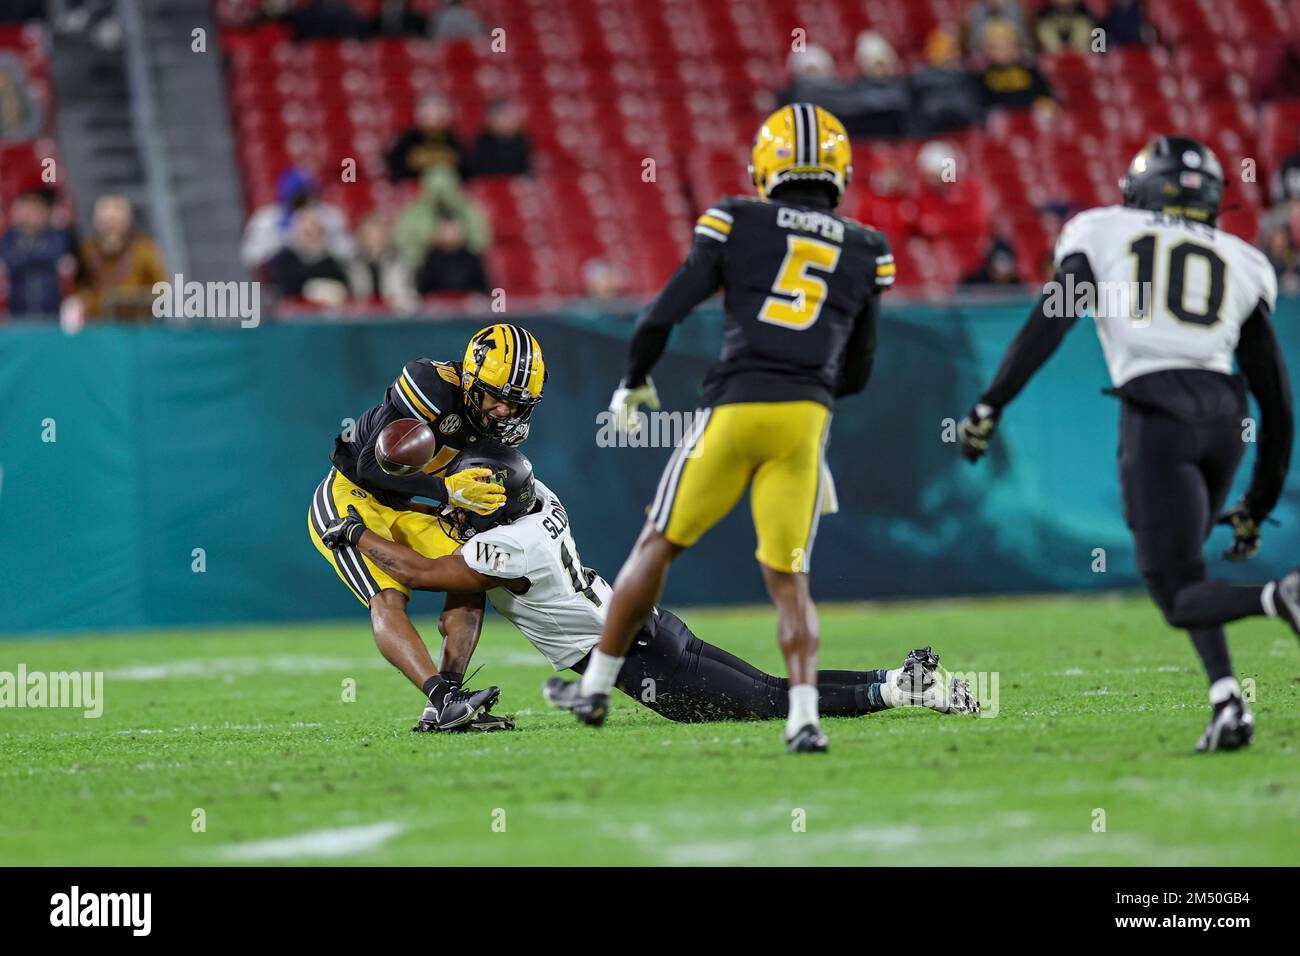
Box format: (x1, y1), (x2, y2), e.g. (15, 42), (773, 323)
(213, 822), (404, 862)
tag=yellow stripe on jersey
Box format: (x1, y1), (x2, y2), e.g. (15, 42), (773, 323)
(876, 263), (896, 276)
(697, 214), (732, 235)
(399, 373), (438, 422)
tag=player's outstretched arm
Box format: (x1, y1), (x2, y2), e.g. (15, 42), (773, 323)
(834, 294), (880, 398)
(1217, 301), (1296, 559)
(319, 505), (503, 592)
(958, 252), (1094, 462)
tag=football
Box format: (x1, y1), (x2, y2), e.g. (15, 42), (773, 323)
(375, 418), (435, 476)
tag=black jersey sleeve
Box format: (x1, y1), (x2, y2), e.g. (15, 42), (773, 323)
(834, 293), (879, 398)
(1236, 301), (1294, 519)
(622, 201), (729, 387)
(979, 252), (1092, 410)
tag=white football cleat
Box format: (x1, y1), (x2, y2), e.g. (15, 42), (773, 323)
(883, 646), (980, 715)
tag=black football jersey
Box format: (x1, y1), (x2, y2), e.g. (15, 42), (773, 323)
(330, 359), (480, 508)
(630, 194), (893, 407)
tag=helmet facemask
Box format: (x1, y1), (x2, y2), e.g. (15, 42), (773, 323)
(463, 378), (539, 444)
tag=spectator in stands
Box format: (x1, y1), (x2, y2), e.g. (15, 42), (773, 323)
(1034, 0), (1097, 54)
(968, 0), (1031, 52)
(913, 140), (991, 258)
(1251, 23), (1300, 101)
(0, 0), (45, 25)
(1260, 216), (1300, 295)
(581, 258), (623, 303)
(468, 99), (532, 177)
(961, 237), (1022, 286)
(288, 0), (371, 41)
(908, 28), (984, 136)
(74, 195), (166, 321)
(0, 188), (71, 319)
(386, 93), (465, 182)
(372, 0), (427, 37)
(837, 32), (911, 139)
(977, 19), (1056, 118)
(1100, 0), (1153, 46)
(430, 0), (485, 41)
(394, 164), (490, 274)
(240, 168), (353, 271)
(775, 44), (838, 107)
(268, 208), (352, 305)
(1270, 133), (1300, 204)
(849, 156), (915, 240)
(415, 219), (489, 295)
(346, 211), (416, 311)
(0, 53), (43, 141)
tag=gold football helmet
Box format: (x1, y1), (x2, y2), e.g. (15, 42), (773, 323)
(461, 324), (546, 444)
(749, 103), (852, 206)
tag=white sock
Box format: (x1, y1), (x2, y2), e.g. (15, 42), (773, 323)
(1209, 676), (1241, 706)
(580, 649), (624, 696)
(1261, 581), (1278, 618)
(785, 684), (820, 738)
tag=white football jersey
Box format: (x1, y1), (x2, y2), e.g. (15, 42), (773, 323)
(459, 481), (611, 670)
(1054, 205), (1277, 387)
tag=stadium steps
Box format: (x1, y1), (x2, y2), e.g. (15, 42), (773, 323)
(134, 0), (247, 285)
(49, 29), (152, 234)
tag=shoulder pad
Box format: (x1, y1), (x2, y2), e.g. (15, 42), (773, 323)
(392, 359), (460, 424)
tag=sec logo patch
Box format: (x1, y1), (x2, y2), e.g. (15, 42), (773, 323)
(439, 414), (462, 435)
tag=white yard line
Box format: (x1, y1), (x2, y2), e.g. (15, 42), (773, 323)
(213, 822), (404, 862)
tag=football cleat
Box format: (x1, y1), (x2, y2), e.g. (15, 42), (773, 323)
(1272, 567), (1300, 640)
(786, 723), (829, 754)
(542, 677), (608, 726)
(887, 646), (981, 715)
(423, 685), (501, 732)
(412, 699), (516, 733)
(1195, 695), (1254, 752)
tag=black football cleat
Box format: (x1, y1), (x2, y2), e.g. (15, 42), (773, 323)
(1195, 695), (1255, 752)
(542, 677), (608, 726)
(412, 698), (515, 733)
(1273, 568), (1300, 641)
(423, 685), (501, 732)
(786, 723), (829, 754)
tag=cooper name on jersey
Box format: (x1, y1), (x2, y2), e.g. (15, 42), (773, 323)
(776, 205), (845, 243)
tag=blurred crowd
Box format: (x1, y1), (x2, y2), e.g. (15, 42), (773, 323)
(2, 0), (1299, 321)
(239, 91), (535, 310)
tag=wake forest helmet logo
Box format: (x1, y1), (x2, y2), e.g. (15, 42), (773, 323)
(439, 413), (462, 435)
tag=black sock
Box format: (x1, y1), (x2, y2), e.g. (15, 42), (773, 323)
(819, 668), (889, 685)
(1188, 627), (1234, 686)
(817, 681), (889, 716)
(422, 675), (450, 706)
(441, 671), (464, 688)
(1172, 581), (1266, 628)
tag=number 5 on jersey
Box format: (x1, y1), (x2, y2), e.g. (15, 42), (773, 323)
(759, 235), (842, 330)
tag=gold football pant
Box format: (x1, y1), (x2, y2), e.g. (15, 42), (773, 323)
(648, 401), (832, 572)
(307, 468), (460, 606)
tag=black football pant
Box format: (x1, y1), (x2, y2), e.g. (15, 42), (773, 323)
(1119, 404), (1267, 686)
(571, 608), (889, 722)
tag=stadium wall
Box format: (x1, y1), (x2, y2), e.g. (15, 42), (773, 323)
(4, 297), (1298, 634)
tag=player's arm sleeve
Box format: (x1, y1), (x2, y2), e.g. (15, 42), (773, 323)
(1236, 301), (1294, 519)
(352, 438), (450, 502)
(834, 294), (879, 398)
(978, 252), (1092, 410)
(622, 209), (727, 387)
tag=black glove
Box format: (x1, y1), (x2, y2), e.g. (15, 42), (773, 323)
(321, 504), (366, 550)
(1216, 501), (1261, 561)
(958, 403), (999, 463)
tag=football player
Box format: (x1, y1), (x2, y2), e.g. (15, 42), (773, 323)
(318, 443), (979, 727)
(544, 103), (895, 752)
(308, 323), (546, 730)
(957, 136), (1297, 752)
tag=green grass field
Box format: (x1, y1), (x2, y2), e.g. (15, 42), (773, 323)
(2, 594), (1298, 866)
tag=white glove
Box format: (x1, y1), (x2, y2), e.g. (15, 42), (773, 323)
(608, 378), (661, 437)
